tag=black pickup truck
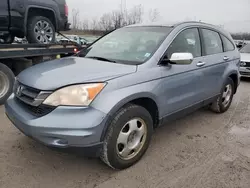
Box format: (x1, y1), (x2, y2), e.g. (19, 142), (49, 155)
(0, 0), (70, 44)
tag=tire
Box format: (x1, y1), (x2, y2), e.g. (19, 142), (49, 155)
(209, 77), (234, 113)
(0, 63), (15, 105)
(100, 104), (153, 170)
(26, 16), (55, 44)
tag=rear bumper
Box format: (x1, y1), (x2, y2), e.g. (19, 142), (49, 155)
(5, 94), (109, 157)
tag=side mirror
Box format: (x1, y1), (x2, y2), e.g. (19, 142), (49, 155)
(170, 53), (194, 65)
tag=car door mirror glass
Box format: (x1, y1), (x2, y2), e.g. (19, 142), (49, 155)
(170, 52), (194, 65)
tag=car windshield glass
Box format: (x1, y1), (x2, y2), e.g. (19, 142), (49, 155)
(79, 26), (172, 65)
(240, 44), (250, 53)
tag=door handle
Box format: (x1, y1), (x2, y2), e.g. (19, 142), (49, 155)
(196, 61), (206, 67)
(223, 56), (229, 61)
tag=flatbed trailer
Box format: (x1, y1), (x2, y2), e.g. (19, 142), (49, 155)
(0, 43), (85, 104)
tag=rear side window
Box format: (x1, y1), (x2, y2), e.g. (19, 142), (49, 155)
(201, 29), (223, 55)
(221, 35), (235, 51)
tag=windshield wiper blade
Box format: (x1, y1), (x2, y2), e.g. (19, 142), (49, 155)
(86, 56), (116, 63)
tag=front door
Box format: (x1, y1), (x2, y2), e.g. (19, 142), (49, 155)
(159, 27), (206, 116)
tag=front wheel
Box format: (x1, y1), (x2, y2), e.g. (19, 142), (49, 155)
(100, 104), (153, 169)
(209, 77), (234, 113)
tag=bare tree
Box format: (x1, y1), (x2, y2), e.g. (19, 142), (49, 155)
(91, 18), (99, 30)
(99, 13), (113, 31)
(72, 8), (80, 30)
(69, 3), (145, 34)
(148, 8), (160, 22)
(111, 10), (124, 29)
(127, 5), (143, 25)
(81, 19), (89, 30)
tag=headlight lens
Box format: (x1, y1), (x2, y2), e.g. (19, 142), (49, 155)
(43, 83), (106, 106)
(240, 61), (246, 67)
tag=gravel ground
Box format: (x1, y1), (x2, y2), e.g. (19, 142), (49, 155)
(1, 79), (250, 188)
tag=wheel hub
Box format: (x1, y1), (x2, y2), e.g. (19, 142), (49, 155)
(116, 118), (147, 160)
(34, 20), (53, 44)
(222, 84), (232, 107)
(128, 131), (140, 146)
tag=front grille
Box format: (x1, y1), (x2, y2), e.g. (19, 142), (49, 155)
(15, 98), (55, 117)
(14, 81), (54, 117)
(246, 62), (250, 67)
(240, 71), (250, 76)
(240, 61), (250, 67)
(14, 82), (40, 105)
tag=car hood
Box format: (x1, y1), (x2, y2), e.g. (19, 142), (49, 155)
(240, 53), (250, 62)
(17, 57), (137, 90)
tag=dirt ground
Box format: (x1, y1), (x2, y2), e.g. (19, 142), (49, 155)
(1, 79), (250, 188)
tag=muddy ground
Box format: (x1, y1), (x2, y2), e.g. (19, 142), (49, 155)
(0, 79), (250, 188)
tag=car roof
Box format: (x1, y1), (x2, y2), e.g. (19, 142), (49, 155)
(125, 21), (219, 29)
(125, 21), (230, 37)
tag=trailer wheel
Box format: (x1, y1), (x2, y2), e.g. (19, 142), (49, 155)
(0, 63), (15, 105)
(27, 16), (55, 44)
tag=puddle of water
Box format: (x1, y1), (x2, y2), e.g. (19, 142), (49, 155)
(239, 148), (250, 158)
(228, 125), (250, 146)
(229, 126), (250, 137)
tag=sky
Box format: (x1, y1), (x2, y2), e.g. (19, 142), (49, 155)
(66, 0), (250, 33)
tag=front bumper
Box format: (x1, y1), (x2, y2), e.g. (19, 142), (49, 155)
(4, 94), (109, 157)
(239, 67), (250, 77)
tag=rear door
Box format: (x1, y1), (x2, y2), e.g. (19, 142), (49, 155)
(199, 28), (227, 99)
(0, 0), (9, 31)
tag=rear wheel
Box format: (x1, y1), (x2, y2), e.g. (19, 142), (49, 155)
(209, 77), (234, 113)
(0, 63), (15, 105)
(100, 104), (153, 169)
(27, 16), (55, 44)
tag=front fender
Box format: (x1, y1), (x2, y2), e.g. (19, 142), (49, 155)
(91, 78), (162, 116)
(90, 80), (162, 141)
(92, 90), (159, 142)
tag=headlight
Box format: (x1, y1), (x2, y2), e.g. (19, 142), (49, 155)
(43, 83), (106, 106)
(240, 61), (246, 67)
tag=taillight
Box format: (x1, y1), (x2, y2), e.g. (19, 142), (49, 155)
(65, 4), (68, 17)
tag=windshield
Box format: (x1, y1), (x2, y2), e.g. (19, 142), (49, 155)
(240, 44), (250, 53)
(80, 26), (172, 65)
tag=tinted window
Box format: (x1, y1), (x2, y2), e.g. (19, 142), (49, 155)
(221, 35), (235, 51)
(166, 28), (201, 58)
(202, 29), (223, 55)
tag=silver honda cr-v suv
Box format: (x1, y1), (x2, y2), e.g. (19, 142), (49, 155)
(5, 21), (240, 169)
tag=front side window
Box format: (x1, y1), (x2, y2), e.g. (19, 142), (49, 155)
(166, 28), (201, 59)
(80, 26), (173, 65)
(202, 29), (223, 55)
(221, 35), (235, 51)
